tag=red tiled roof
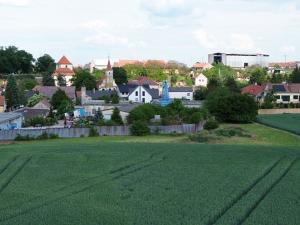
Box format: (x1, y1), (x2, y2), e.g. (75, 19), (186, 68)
(286, 84), (300, 93)
(0, 96), (5, 106)
(193, 62), (212, 69)
(57, 56), (72, 65)
(269, 62), (298, 69)
(52, 68), (75, 77)
(241, 84), (265, 96)
(114, 60), (141, 67)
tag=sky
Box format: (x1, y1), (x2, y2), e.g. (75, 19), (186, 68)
(0, 0), (299, 66)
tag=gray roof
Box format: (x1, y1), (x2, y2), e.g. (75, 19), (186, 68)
(15, 108), (49, 120)
(0, 112), (23, 123)
(34, 86), (76, 100)
(86, 90), (117, 100)
(169, 87), (193, 92)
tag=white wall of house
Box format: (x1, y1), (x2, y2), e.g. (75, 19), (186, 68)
(169, 92), (193, 101)
(128, 86), (153, 103)
(54, 75), (73, 87)
(102, 110), (129, 122)
(194, 74), (208, 87)
(275, 93), (300, 104)
(0, 115), (23, 130)
(57, 64), (73, 70)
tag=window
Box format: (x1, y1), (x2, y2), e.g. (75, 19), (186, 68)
(187, 93), (191, 96)
(282, 95), (290, 102)
(142, 98), (145, 103)
(135, 91), (138, 96)
(275, 95), (281, 100)
(142, 91), (145, 96)
(293, 95), (299, 100)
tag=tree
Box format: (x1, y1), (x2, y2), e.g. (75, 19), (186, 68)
(194, 87), (208, 100)
(27, 94), (44, 107)
(203, 63), (235, 81)
(130, 121), (150, 136)
(57, 75), (66, 87)
(0, 46), (35, 74)
(72, 69), (96, 90)
(42, 73), (55, 86)
(111, 93), (120, 104)
(289, 67), (300, 83)
(18, 78), (37, 90)
(113, 67), (128, 84)
(5, 75), (20, 110)
(270, 72), (284, 83)
(207, 78), (221, 93)
(93, 109), (104, 125)
(51, 89), (70, 110)
(57, 99), (74, 116)
(111, 108), (123, 125)
(225, 77), (239, 93)
(261, 92), (276, 109)
(205, 88), (257, 123)
(247, 66), (267, 85)
(36, 54), (56, 73)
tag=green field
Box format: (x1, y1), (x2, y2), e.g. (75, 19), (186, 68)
(0, 133), (300, 225)
(257, 114), (300, 135)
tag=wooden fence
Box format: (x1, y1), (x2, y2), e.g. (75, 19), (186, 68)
(0, 123), (203, 141)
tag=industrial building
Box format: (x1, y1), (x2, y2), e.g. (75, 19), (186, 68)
(208, 53), (269, 69)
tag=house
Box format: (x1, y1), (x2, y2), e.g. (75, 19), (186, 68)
(194, 73), (208, 87)
(32, 99), (51, 110)
(101, 108), (129, 122)
(169, 87), (193, 101)
(267, 83), (300, 104)
(15, 108), (49, 121)
(80, 87), (116, 105)
(33, 86), (76, 101)
(241, 84), (266, 102)
(242, 83), (300, 104)
(0, 96), (6, 113)
(128, 76), (160, 90)
(98, 60), (118, 91)
(269, 61), (300, 74)
(128, 85), (159, 103)
(192, 62), (213, 71)
(0, 112), (23, 130)
(52, 56), (75, 86)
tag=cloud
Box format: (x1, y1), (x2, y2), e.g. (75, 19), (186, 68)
(141, 0), (193, 17)
(280, 45), (296, 54)
(80, 20), (108, 31)
(0, 0), (31, 6)
(193, 29), (219, 49)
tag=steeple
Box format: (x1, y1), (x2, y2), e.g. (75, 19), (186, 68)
(107, 58), (112, 70)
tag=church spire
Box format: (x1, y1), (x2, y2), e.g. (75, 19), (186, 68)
(107, 57), (112, 70)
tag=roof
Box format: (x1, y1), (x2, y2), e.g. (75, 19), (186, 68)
(107, 59), (112, 70)
(15, 108), (49, 120)
(269, 62), (299, 69)
(193, 63), (212, 69)
(86, 90), (117, 100)
(52, 67), (75, 77)
(57, 56), (72, 65)
(33, 86), (76, 100)
(114, 60), (141, 67)
(169, 87), (193, 92)
(241, 84), (265, 96)
(0, 112), (22, 123)
(32, 99), (51, 110)
(0, 96), (5, 106)
(128, 85), (159, 99)
(286, 84), (300, 93)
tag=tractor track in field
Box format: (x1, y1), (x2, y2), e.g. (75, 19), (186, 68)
(205, 157), (284, 225)
(0, 156), (32, 194)
(236, 157), (299, 225)
(0, 156), (20, 176)
(0, 152), (168, 223)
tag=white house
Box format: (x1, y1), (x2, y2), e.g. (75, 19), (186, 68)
(52, 56), (75, 86)
(169, 87), (193, 101)
(194, 73), (208, 87)
(0, 113), (23, 130)
(128, 85), (158, 103)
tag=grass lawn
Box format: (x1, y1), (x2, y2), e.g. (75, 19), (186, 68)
(257, 114), (300, 135)
(0, 140), (300, 225)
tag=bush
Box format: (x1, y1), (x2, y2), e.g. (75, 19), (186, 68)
(15, 133), (59, 141)
(130, 121), (150, 136)
(205, 88), (257, 123)
(24, 117), (57, 127)
(204, 119), (219, 130)
(215, 127), (251, 138)
(89, 127), (98, 137)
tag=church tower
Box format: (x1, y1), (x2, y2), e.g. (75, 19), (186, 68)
(99, 59), (117, 91)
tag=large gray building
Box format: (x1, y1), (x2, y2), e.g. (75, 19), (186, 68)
(208, 53), (269, 69)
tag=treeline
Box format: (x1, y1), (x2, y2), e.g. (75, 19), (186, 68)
(0, 46), (56, 75)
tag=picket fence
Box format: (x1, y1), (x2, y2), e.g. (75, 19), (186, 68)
(0, 123), (203, 141)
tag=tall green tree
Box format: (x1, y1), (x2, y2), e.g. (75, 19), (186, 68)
(225, 77), (239, 93)
(5, 75), (20, 110)
(36, 54), (56, 73)
(0, 46), (35, 74)
(247, 66), (267, 85)
(113, 67), (128, 84)
(42, 73), (55, 86)
(289, 67), (300, 83)
(72, 69), (96, 90)
(51, 89), (70, 110)
(203, 63), (235, 81)
(111, 107), (123, 125)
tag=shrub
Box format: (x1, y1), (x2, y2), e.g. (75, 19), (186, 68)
(89, 127), (98, 137)
(205, 88), (257, 123)
(215, 127), (251, 138)
(130, 121), (150, 136)
(24, 117), (57, 127)
(204, 119), (219, 130)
